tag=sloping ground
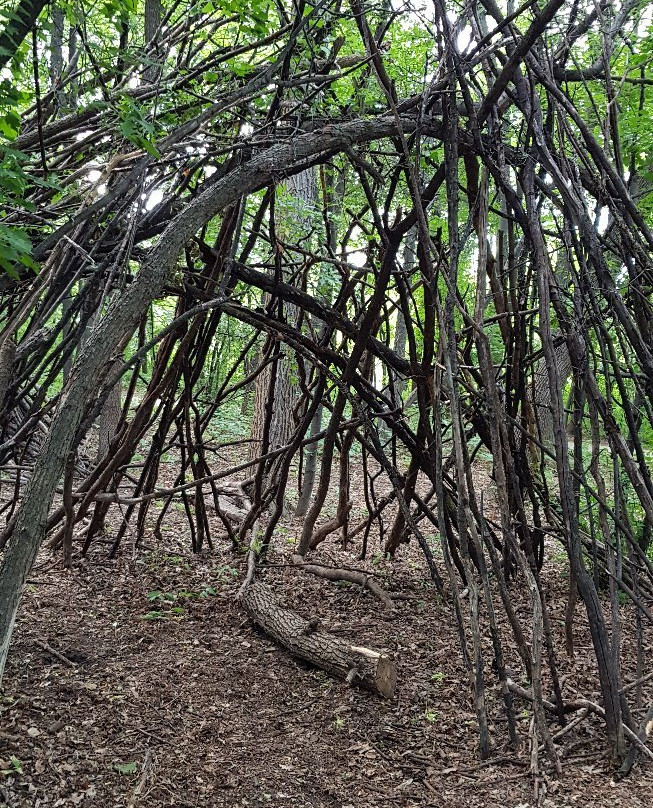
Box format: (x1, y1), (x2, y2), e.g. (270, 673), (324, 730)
(1, 514), (653, 808)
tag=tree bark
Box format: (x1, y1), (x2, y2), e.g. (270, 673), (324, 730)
(531, 333), (573, 445)
(295, 164), (341, 517)
(294, 403), (323, 518)
(49, 5), (64, 88)
(144, 0), (161, 44)
(250, 169), (315, 465)
(0, 337), (15, 411)
(143, 0), (162, 83)
(96, 372), (122, 461)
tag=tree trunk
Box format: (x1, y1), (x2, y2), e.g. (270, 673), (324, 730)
(239, 582), (396, 698)
(0, 0), (48, 71)
(143, 0), (162, 83)
(389, 229), (414, 404)
(531, 333), (573, 445)
(144, 0), (162, 43)
(96, 372), (122, 461)
(250, 169), (316, 463)
(49, 5), (64, 92)
(294, 403), (322, 517)
(0, 338), (15, 411)
(295, 163), (341, 517)
(64, 12), (78, 110)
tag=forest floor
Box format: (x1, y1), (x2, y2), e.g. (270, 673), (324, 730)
(1, 453), (653, 808)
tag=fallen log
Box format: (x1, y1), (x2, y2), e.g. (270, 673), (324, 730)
(239, 582), (396, 698)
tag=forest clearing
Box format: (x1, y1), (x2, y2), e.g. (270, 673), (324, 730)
(1, 0), (653, 805)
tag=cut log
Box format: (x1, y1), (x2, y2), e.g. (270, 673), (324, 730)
(203, 480), (252, 523)
(239, 583), (396, 698)
(209, 495), (250, 523)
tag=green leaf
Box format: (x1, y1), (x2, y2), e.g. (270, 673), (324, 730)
(0, 224), (37, 278)
(113, 761), (138, 775)
(141, 610), (165, 620)
(141, 139), (161, 159)
(1, 755), (23, 776)
(231, 62), (252, 77)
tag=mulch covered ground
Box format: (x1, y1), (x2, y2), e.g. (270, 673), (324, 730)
(1, 455), (653, 807)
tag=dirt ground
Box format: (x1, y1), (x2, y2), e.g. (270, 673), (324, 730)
(2, 461), (653, 808)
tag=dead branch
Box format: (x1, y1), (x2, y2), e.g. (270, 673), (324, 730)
(291, 553), (395, 609)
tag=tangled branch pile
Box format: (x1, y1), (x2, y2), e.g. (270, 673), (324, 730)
(0, 0), (652, 773)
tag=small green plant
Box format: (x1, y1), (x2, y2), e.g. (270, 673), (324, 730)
(142, 583), (217, 620)
(430, 671), (444, 684)
(147, 590), (176, 602)
(143, 590), (181, 620)
(334, 717), (345, 729)
(141, 610), (167, 620)
(424, 710), (439, 723)
(214, 564), (238, 581)
(113, 761), (138, 775)
(1, 756), (23, 777)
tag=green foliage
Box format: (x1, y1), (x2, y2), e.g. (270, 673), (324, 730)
(214, 564), (238, 581)
(0, 145), (38, 277)
(205, 398), (251, 441)
(117, 95), (160, 158)
(195, 0), (268, 36)
(0, 222), (34, 278)
(0, 80), (29, 140)
(142, 583), (217, 619)
(147, 590), (176, 602)
(101, 0), (138, 20)
(141, 609), (168, 620)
